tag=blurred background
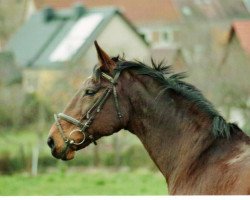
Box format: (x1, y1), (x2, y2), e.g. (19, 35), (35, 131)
(0, 0), (250, 195)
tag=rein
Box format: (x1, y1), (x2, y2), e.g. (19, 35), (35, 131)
(54, 70), (122, 150)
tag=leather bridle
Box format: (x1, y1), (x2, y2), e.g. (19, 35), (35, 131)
(54, 70), (122, 150)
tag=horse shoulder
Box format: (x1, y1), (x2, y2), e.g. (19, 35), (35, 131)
(226, 143), (250, 194)
(172, 141), (250, 194)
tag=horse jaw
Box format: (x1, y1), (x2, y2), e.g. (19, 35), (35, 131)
(51, 145), (76, 161)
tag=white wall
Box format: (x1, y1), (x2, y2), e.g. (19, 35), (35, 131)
(97, 14), (150, 60)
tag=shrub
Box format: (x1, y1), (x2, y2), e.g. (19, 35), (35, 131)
(121, 145), (156, 170)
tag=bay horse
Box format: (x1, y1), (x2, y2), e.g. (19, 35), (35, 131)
(48, 41), (250, 195)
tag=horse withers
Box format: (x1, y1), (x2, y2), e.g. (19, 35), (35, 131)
(48, 41), (250, 195)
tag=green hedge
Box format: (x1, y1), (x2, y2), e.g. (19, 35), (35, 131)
(0, 143), (157, 174)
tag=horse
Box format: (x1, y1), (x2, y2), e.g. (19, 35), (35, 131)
(48, 41), (250, 195)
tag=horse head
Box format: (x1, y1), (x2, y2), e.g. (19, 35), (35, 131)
(47, 41), (130, 160)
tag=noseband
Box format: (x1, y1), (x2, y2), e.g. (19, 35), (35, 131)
(54, 71), (122, 149)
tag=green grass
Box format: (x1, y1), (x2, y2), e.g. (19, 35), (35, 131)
(0, 129), (167, 195)
(0, 128), (38, 154)
(0, 168), (167, 195)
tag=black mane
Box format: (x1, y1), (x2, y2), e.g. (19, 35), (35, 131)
(94, 57), (240, 138)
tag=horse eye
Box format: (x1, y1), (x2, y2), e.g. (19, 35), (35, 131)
(85, 89), (96, 96)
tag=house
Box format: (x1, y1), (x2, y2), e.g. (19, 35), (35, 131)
(82, 0), (181, 46)
(218, 20), (250, 128)
(222, 20), (250, 66)
(175, 0), (249, 21)
(6, 5), (149, 100)
(29, 0), (181, 46)
(168, 0), (250, 68)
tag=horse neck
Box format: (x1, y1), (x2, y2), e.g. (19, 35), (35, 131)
(124, 72), (215, 184)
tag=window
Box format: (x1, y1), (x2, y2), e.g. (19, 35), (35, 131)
(152, 31), (160, 43)
(163, 32), (168, 41)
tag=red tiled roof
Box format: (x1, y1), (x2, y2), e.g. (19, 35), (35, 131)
(33, 0), (180, 25)
(175, 0), (249, 20)
(231, 20), (250, 55)
(34, 0), (84, 10)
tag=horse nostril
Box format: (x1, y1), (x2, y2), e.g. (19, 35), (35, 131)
(47, 137), (55, 149)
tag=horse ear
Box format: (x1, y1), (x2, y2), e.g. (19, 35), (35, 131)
(94, 41), (116, 73)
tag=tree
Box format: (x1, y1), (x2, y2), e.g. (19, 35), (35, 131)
(0, 0), (26, 49)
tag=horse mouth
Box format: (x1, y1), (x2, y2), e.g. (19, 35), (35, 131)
(51, 140), (93, 161)
(61, 150), (75, 161)
(51, 146), (76, 161)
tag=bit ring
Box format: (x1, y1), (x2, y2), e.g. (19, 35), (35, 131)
(68, 129), (86, 145)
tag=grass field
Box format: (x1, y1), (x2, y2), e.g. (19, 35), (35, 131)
(0, 129), (167, 195)
(0, 168), (167, 195)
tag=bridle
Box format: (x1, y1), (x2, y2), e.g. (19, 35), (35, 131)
(54, 70), (122, 151)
